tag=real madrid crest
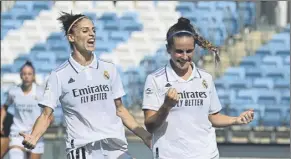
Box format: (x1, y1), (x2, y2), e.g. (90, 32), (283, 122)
(202, 79), (208, 89)
(104, 71), (110, 80)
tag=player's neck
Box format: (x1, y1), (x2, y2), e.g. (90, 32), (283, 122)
(72, 50), (93, 66)
(21, 84), (32, 94)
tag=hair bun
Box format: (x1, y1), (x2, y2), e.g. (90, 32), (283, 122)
(25, 60), (33, 66)
(177, 17), (190, 25)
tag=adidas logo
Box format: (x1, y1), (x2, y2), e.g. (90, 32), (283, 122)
(165, 83), (172, 87)
(68, 78), (75, 84)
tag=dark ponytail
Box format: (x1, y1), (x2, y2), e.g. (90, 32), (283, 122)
(166, 17), (220, 64)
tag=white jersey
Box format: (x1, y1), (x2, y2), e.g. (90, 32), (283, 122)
(39, 53), (127, 150)
(5, 83), (43, 133)
(142, 61), (222, 159)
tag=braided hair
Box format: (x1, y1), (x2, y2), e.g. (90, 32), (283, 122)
(166, 17), (220, 64)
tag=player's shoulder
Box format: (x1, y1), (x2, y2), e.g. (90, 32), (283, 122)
(53, 60), (70, 73)
(151, 66), (167, 78)
(97, 58), (117, 72)
(7, 84), (20, 94)
(98, 58), (115, 67)
(196, 67), (213, 80)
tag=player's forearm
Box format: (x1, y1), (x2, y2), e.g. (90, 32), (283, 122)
(116, 106), (150, 140)
(209, 113), (237, 127)
(30, 110), (53, 140)
(145, 104), (170, 133)
(0, 106), (8, 125)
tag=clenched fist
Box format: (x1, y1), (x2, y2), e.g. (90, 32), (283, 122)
(164, 88), (179, 109)
(235, 109), (254, 125)
(19, 132), (38, 150)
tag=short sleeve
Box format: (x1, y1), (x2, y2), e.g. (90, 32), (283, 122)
(142, 75), (161, 111)
(4, 89), (13, 106)
(38, 71), (61, 110)
(209, 80), (222, 114)
(111, 66), (126, 99)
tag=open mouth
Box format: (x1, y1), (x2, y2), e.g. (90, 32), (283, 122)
(177, 59), (190, 65)
(87, 39), (95, 45)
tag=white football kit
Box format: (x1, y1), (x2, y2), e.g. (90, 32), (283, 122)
(39, 53), (132, 159)
(142, 61), (222, 159)
(5, 83), (45, 154)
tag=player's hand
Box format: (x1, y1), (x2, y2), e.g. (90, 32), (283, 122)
(163, 88), (179, 109)
(19, 132), (38, 149)
(235, 109), (254, 125)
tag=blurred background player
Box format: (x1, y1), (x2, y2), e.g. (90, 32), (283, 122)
(0, 61), (49, 159)
(0, 111), (13, 158)
(20, 12), (151, 159)
(142, 17), (254, 159)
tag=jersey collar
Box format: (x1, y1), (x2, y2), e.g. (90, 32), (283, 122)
(165, 60), (200, 82)
(68, 53), (98, 73)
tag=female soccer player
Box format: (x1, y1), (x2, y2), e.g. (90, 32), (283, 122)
(20, 12), (151, 159)
(0, 111), (13, 158)
(0, 61), (46, 159)
(142, 17), (254, 159)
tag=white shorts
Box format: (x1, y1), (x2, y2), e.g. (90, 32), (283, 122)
(9, 131), (44, 154)
(67, 140), (133, 159)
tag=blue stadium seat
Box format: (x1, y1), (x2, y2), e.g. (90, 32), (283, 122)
(228, 79), (250, 90)
(109, 31), (130, 42)
(245, 67), (262, 81)
(257, 90), (280, 105)
(121, 12), (138, 21)
(95, 42), (116, 53)
(222, 67), (245, 80)
(104, 21), (120, 31)
(139, 56), (158, 79)
(216, 1), (236, 13)
(263, 68), (285, 81)
(196, 1), (216, 11)
(32, 1), (52, 12)
(233, 89), (258, 105)
(261, 56), (283, 68)
(1, 13), (14, 20)
(94, 22), (104, 31)
(214, 78), (227, 89)
(13, 1), (34, 12)
(280, 92), (290, 105)
(120, 21), (142, 31)
(275, 50), (290, 57)
(273, 79), (290, 93)
(99, 12), (117, 21)
(216, 89), (235, 106)
(263, 107), (283, 127)
(255, 47), (272, 57)
(239, 55), (261, 69)
(176, 2), (195, 13)
(252, 78), (274, 90)
(31, 44), (48, 52)
(95, 31), (108, 41)
(15, 12), (36, 21)
(2, 19), (22, 30)
(1, 64), (14, 73)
